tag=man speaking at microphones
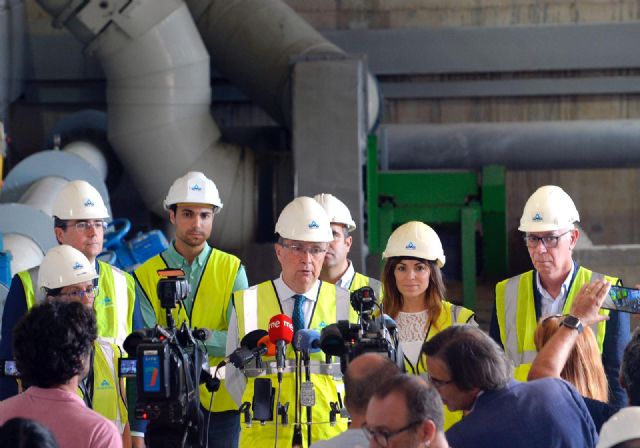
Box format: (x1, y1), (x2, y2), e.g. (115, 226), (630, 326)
(225, 197), (357, 447)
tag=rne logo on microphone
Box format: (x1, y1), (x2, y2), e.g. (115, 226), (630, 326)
(269, 320), (280, 329)
(284, 320), (294, 332)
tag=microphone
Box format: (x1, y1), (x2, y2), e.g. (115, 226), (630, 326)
(293, 329), (321, 354)
(240, 329), (269, 349)
(192, 327), (212, 342)
(257, 335), (276, 357)
(225, 347), (257, 369)
(319, 323), (347, 357)
(268, 314), (294, 379)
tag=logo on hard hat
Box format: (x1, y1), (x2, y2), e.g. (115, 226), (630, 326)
(405, 242), (417, 250)
(72, 262), (83, 270)
(84, 199), (95, 207)
(532, 212), (543, 222)
(308, 220), (320, 229)
(190, 184), (202, 191)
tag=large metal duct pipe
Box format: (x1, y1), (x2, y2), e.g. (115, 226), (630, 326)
(381, 120), (640, 170)
(186, 0), (380, 131)
(0, 0), (9, 123)
(34, 0), (255, 248)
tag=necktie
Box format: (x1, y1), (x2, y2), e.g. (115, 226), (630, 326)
(292, 294), (306, 334)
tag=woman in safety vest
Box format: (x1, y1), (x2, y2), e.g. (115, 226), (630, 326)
(35, 245), (131, 448)
(381, 221), (476, 430)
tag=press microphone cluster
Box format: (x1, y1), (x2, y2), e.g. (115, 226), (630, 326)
(224, 329), (270, 369)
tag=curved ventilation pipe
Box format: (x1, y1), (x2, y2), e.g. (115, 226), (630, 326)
(381, 120), (640, 170)
(35, 0), (256, 248)
(186, 0), (380, 131)
(0, 0), (9, 123)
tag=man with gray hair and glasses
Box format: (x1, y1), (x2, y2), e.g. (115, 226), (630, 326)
(363, 374), (449, 448)
(424, 325), (597, 448)
(491, 185), (629, 408)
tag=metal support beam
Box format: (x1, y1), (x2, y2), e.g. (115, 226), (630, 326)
(291, 54), (368, 272)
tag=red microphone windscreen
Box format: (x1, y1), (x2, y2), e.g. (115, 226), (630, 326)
(257, 335), (277, 357)
(268, 314), (294, 344)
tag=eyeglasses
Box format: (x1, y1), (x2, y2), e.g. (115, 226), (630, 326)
(362, 420), (422, 447)
(280, 242), (327, 257)
(425, 372), (453, 389)
(523, 230), (572, 249)
(57, 286), (99, 302)
(71, 221), (107, 233)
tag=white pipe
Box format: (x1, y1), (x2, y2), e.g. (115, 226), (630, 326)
(3, 233), (44, 274)
(17, 176), (68, 216)
(35, 0), (255, 248)
(186, 0), (380, 131)
(63, 141), (108, 181)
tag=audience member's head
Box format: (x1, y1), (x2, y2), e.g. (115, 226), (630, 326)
(0, 417), (59, 448)
(13, 301), (97, 388)
(535, 315), (608, 402)
(344, 353), (400, 425)
(422, 325), (512, 412)
(597, 407), (640, 448)
(364, 374), (447, 448)
(621, 328), (640, 406)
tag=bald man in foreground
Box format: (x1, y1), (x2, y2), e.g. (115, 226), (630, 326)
(311, 354), (400, 448)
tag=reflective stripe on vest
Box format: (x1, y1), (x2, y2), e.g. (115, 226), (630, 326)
(402, 300), (475, 431)
(91, 339), (128, 433)
(497, 266), (614, 381)
(234, 280), (354, 447)
(135, 249), (241, 412)
(18, 267), (44, 310)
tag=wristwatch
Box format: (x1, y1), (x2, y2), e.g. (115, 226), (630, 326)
(560, 315), (584, 334)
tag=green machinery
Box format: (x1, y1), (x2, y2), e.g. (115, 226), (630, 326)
(366, 136), (508, 310)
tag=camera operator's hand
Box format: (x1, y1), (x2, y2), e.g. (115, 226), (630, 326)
(132, 435), (146, 448)
(569, 279), (611, 326)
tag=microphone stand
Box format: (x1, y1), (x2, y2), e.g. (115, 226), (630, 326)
(292, 352), (303, 448)
(303, 349), (312, 446)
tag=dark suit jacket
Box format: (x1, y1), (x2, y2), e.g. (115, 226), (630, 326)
(446, 379), (597, 448)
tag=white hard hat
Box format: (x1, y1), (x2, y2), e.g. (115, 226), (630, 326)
(382, 221), (446, 268)
(313, 193), (356, 232)
(38, 244), (98, 291)
(275, 196), (333, 243)
(163, 171), (223, 212)
(596, 407), (640, 448)
(518, 185), (579, 233)
(51, 180), (110, 220)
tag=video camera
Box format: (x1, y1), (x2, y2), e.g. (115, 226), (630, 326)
(122, 269), (218, 448)
(319, 286), (404, 374)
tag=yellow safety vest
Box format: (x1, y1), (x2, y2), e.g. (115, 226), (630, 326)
(233, 280), (356, 448)
(403, 301), (475, 431)
(134, 249), (240, 412)
(19, 261), (135, 348)
(24, 298), (128, 433)
(495, 266), (614, 381)
(82, 339), (128, 434)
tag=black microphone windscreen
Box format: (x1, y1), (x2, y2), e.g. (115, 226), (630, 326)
(319, 324), (347, 357)
(241, 329), (269, 349)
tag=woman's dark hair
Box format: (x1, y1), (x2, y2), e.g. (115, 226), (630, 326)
(423, 325), (512, 391)
(382, 257), (446, 327)
(13, 301), (97, 388)
(0, 418), (59, 448)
